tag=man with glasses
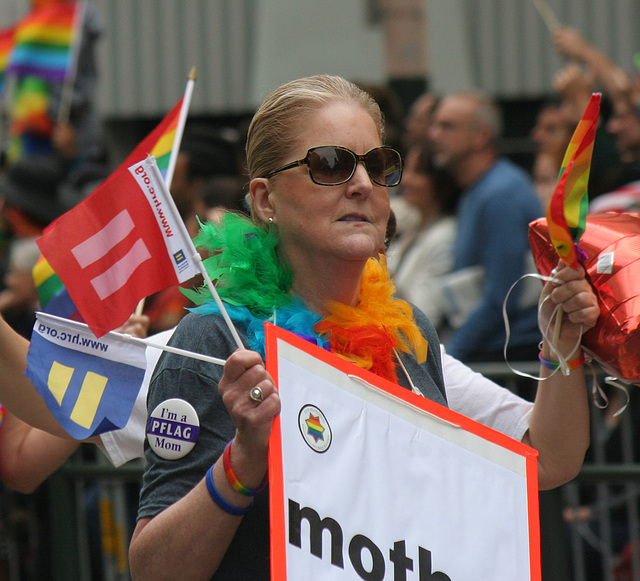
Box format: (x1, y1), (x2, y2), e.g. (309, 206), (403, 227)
(429, 92), (542, 365)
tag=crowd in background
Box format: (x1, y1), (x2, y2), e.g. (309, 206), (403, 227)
(4, 20), (640, 361)
(0, 2), (639, 579)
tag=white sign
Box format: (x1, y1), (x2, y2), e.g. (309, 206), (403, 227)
(266, 324), (540, 581)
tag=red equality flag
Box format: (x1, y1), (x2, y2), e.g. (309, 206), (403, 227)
(37, 156), (200, 337)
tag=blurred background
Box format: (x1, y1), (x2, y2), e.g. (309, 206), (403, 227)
(2, 0), (638, 165)
(0, 1), (639, 580)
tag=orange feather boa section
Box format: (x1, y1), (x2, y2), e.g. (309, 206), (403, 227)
(314, 256), (428, 383)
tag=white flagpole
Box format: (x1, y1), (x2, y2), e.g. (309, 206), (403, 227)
(135, 66), (197, 316)
(532, 0), (561, 33)
(143, 156), (245, 351)
(191, 252), (246, 351)
(125, 334), (226, 367)
(164, 66), (197, 190)
(36, 312), (226, 367)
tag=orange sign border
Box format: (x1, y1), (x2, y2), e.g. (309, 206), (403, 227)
(265, 322), (541, 580)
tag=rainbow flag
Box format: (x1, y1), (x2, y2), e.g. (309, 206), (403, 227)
(121, 97), (184, 183)
(9, 75), (54, 160)
(0, 25), (16, 94)
(32, 254), (80, 319)
(7, 1), (80, 83)
(149, 104), (181, 181)
(546, 93), (601, 269)
(32, 97), (185, 319)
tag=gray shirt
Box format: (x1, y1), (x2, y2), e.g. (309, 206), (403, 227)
(138, 308), (446, 579)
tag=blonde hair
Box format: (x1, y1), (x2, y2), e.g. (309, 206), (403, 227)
(246, 75), (384, 181)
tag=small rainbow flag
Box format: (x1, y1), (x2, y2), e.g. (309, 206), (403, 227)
(7, 1), (80, 83)
(121, 97), (184, 183)
(546, 93), (601, 270)
(0, 25), (16, 94)
(149, 105), (181, 180)
(32, 254), (79, 319)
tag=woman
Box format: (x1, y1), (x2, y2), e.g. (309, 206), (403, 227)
(386, 138), (461, 331)
(129, 75), (599, 580)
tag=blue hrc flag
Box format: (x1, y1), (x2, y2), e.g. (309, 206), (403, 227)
(25, 312), (147, 439)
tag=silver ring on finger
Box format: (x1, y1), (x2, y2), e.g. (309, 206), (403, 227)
(249, 386), (264, 403)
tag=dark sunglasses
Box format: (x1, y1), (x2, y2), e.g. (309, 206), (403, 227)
(265, 145), (403, 187)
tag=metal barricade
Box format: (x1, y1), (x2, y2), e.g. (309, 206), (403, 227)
(48, 451), (143, 581)
(472, 360), (640, 581)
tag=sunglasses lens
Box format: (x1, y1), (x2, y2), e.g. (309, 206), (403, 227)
(365, 148), (403, 187)
(307, 147), (355, 185)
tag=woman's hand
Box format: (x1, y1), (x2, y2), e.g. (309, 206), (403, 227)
(539, 261), (600, 353)
(218, 349), (280, 488)
(527, 261), (598, 488)
(0, 268), (38, 312)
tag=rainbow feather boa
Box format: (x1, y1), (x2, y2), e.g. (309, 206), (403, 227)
(184, 213), (428, 383)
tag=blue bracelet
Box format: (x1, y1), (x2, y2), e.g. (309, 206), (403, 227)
(205, 465), (253, 516)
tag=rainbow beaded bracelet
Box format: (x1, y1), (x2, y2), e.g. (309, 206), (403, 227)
(222, 441), (268, 496)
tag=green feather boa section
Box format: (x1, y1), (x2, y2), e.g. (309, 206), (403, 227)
(182, 213), (294, 318)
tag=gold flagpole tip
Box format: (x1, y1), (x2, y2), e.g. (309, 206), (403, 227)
(188, 66), (197, 81)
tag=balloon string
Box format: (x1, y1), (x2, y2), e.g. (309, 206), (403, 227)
(539, 295), (584, 374)
(602, 376), (631, 417)
(502, 272), (631, 415)
(502, 272), (580, 379)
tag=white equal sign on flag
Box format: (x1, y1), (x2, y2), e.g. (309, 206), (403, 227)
(265, 324), (541, 581)
(25, 312), (148, 439)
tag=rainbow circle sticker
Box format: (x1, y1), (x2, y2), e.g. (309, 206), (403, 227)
(298, 404), (332, 453)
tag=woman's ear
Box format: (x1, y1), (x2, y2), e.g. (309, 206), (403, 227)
(249, 178), (275, 224)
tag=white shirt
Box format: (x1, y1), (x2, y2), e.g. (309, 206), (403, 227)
(387, 217), (457, 328)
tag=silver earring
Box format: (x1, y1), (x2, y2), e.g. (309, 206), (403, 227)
(268, 217), (274, 224)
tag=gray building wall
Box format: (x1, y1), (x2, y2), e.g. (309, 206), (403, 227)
(1, 1), (639, 116)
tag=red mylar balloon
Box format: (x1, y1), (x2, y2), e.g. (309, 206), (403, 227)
(529, 213), (640, 384)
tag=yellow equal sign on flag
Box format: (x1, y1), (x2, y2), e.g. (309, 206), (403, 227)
(48, 361), (109, 429)
(70, 371), (108, 428)
(26, 312), (147, 439)
(48, 360), (74, 405)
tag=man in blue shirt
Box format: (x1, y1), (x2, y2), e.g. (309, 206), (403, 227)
(429, 93), (543, 363)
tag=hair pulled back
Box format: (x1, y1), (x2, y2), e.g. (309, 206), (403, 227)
(246, 75), (384, 181)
